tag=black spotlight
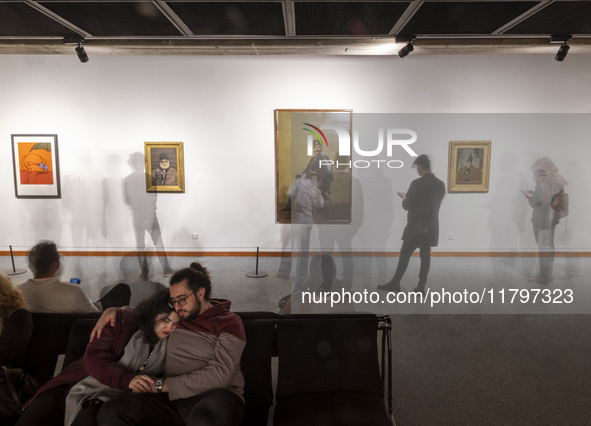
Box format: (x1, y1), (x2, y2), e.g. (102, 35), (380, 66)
(76, 43), (89, 63)
(396, 35), (416, 59)
(550, 35), (572, 62)
(398, 42), (414, 58)
(555, 43), (570, 62)
(64, 37), (89, 63)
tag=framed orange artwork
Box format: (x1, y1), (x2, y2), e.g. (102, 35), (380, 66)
(11, 134), (61, 198)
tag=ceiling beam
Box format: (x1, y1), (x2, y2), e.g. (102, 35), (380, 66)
(2, 37), (591, 56)
(389, 0), (424, 36)
(153, 0), (194, 36)
(494, 0), (555, 34)
(283, 0), (296, 36)
(24, 0), (92, 37)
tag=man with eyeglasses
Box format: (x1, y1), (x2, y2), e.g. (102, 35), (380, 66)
(151, 152), (178, 186)
(91, 262), (246, 426)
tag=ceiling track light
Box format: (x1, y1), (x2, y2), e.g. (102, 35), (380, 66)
(555, 43), (570, 62)
(396, 35), (416, 59)
(75, 43), (89, 63)
(550, 35), (572, 62)
(64, 36), (89, 63)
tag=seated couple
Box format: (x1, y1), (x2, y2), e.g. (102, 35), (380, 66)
(18, 262), (246, 426)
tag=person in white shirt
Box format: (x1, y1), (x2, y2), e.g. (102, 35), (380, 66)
(18, 240), (100, 314)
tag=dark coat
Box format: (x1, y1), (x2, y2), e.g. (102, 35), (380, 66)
(22, 310), (136, 410)
(0, 309), (32, 366)
(401, 172), (446, 247)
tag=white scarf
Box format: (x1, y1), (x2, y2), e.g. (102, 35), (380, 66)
(64, 330), (167, 426)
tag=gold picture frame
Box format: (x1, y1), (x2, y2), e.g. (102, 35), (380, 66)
(448, 140), (491, 193)
(274, 109), (353, 224)
(145, 142), (185, 193)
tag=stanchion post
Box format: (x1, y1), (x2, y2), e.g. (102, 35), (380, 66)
(246, 246), (268, 278)
(5, 245), (27, 276)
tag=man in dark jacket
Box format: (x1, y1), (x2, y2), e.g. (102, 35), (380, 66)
(378, 154), (445, 295)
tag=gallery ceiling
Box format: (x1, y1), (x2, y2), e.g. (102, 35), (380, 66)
(1, 0), (591, 56)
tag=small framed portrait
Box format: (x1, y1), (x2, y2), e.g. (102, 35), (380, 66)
(448, 140), (491, 193)
(144, 142), (184, 193)
(11, 134), (61, 198)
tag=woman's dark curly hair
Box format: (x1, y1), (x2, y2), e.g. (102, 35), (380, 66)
(133, 288), (176, 346)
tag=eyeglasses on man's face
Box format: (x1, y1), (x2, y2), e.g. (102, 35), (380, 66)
(169, 291), (196, 308)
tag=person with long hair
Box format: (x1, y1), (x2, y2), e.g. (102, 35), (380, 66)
(0, 272), (32, 366)
(524, 157), (566, 284)
(91, 262), (246, 426)
(17, 288), (180, 426)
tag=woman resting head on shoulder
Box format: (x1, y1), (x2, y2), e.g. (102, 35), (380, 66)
(91, 262), (212, 340)
(0, 271), (32, 366)
(133, 288), (181, 345)
(64, 288), (180, 426)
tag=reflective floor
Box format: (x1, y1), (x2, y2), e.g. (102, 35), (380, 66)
(3, 253), (591, 425)
(3, 253), (590, 314)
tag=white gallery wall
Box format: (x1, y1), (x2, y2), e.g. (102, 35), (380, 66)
(1, 53), (591, 254)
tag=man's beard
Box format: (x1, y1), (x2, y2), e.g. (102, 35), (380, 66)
(181, 298), (201, 321)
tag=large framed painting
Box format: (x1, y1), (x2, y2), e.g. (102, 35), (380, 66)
(448, 140), (491, 193)
(145, 142), (185, 193)
(11, 134), (61, 198)
(275, 109), (353, 224)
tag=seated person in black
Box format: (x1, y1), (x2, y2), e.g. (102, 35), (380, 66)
(0, 271), (32, 366)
